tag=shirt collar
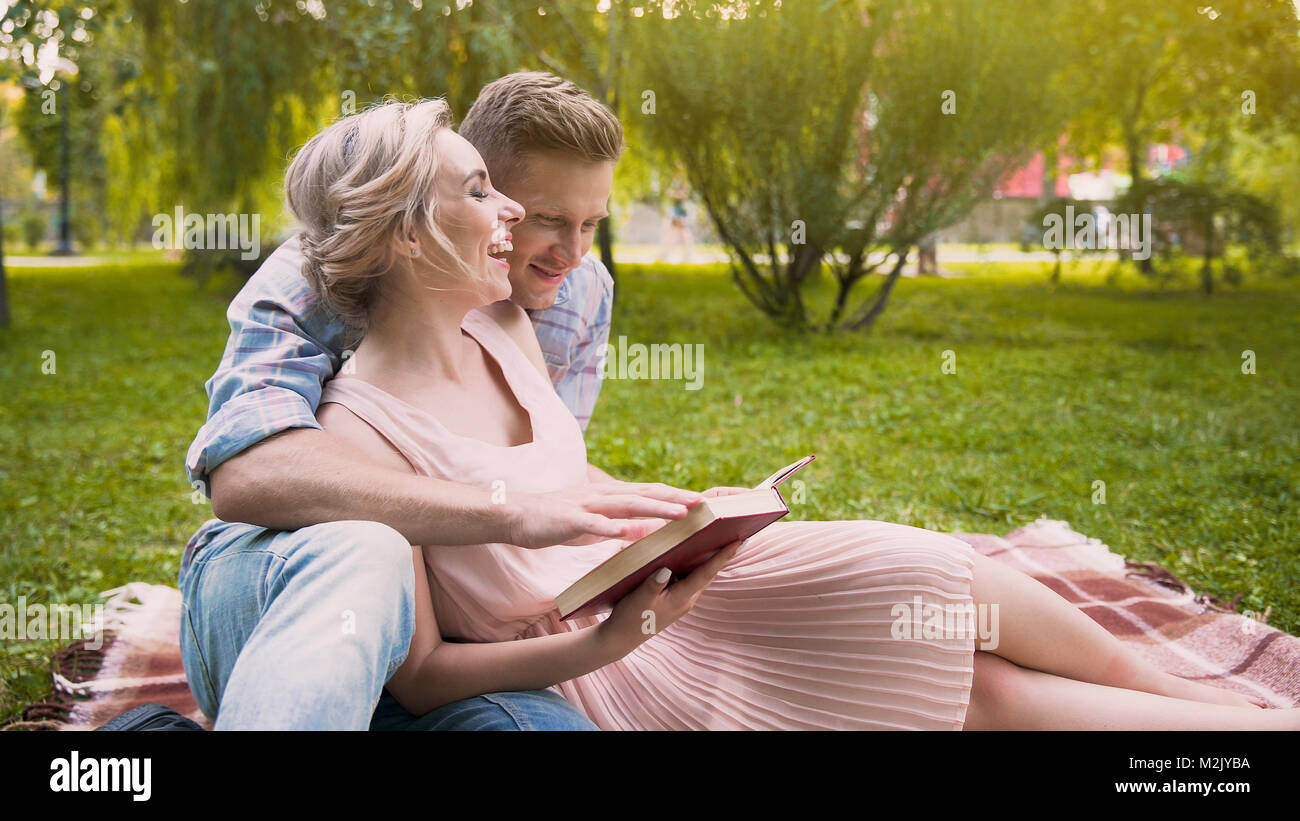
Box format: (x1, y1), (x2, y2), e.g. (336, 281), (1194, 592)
(523, 265), (574, 318)
(552, 268), (573, 306)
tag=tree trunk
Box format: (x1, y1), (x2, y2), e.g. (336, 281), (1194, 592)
(0, 196), (8, 328)
(846, 248), (909, 331)
(1126, 136), (1153, 274)
(1041, 140), (1058, 205)
(0, 104), (8, 327)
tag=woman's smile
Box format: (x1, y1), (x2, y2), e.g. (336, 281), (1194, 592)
(487, 222), (513, 269)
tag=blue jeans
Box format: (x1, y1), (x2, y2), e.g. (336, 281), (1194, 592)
(369, 687), (596, 730)
(178, 519), (598, 731)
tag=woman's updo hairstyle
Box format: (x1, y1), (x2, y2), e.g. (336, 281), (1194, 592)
(285, 97), (485, 332)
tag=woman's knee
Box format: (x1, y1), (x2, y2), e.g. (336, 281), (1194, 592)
(965, 651), (1023, 730)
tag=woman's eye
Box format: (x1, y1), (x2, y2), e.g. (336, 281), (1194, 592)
(470, 189), (488, 200)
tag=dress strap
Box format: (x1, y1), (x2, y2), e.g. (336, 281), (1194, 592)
(317, 377), (445, 478)
(461, 308), (555, 400)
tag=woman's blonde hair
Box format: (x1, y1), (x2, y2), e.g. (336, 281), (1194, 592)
(285, 97), (490, 332)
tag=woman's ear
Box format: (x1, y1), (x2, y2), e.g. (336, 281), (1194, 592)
(387, 230), (418, 261)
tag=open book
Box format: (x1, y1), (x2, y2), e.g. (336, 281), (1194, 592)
(555, 455), (815, 621)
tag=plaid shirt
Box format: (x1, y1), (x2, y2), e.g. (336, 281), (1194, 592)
(185, 234), (613, 496)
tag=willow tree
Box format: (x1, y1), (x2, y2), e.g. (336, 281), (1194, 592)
(25, 0), (636, 274)
(631, 0), (1072, 332)
(1059, 0), (1300, 274)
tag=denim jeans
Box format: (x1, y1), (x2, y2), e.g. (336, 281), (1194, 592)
(178, 519), (598, 731)
(369, 687), (597, 730)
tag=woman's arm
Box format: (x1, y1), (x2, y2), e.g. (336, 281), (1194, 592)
(387, 538), (742, 717)
(384, 546), (620, 716)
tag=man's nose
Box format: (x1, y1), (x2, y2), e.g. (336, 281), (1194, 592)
(553, 227), (583, 267)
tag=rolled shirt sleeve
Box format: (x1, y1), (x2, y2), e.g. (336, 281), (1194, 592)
(186, 240), (611, 497)
(185, 236), (350, 495)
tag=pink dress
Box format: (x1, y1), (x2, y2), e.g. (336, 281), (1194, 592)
(319, 307), (980, 730)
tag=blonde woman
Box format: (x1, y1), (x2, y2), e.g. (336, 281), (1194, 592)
(292, 98), (1296, 730)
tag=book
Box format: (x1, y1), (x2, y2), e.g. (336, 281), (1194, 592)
(555, 455), (815, 621)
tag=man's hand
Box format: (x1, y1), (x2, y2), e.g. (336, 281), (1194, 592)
(700, 485), (754, 498)
(505, 481), (703, 548)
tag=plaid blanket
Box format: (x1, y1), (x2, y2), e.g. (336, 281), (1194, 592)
(5, 518), (1297, 730)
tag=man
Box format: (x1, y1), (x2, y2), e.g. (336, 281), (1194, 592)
(180, 72), (701, 730)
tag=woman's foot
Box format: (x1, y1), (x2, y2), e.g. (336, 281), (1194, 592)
(1153, 673), (1269, 709)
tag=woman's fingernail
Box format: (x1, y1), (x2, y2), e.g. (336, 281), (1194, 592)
(655, 567), (672, 584)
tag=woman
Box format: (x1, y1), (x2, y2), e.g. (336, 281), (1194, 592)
(290, 98), (1296, 730)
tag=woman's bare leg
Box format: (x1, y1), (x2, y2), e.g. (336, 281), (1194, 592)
(964, 651), (1298, 730)
(964, 549), (1266, 708)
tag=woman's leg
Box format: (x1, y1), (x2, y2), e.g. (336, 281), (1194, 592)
(964, 549), (1266, 708)
(964, 651), (1300, 730)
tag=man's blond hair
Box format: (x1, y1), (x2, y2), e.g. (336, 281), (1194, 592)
(459, 71), (625, 187)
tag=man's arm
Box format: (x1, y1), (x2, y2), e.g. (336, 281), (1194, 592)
(192, 239), (697, 547)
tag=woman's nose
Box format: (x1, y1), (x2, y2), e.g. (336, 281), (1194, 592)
(499, 195), (524, 228)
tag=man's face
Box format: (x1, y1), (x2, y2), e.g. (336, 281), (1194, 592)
(497, 151), (614, 311)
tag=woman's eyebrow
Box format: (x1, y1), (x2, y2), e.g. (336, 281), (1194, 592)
(462, 169), (487, 185)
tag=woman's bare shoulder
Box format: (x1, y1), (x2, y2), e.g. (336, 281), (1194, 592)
(479, 300), (550, 382)
(317, 398), (416, 474)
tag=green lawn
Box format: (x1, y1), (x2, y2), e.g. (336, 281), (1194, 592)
(1, 256), (1297, 724)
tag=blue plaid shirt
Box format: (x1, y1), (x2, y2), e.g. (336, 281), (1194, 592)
(185, 234), (613, 496)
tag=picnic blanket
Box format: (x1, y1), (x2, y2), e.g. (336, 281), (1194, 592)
(3, 518), (1297, 730)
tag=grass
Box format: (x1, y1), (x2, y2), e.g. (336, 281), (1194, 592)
(1, 254), (1297, 725)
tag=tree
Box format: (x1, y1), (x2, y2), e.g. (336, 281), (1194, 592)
(631, 0), (1072, 331)
(1118, 177), (1292, 294)
(1060, 0), (1300, 271)
(1029, 197), (1101, 284)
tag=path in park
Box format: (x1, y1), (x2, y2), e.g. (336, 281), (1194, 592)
(4, 255), (117, 267)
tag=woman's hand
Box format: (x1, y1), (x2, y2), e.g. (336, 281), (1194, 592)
(595, 539), (744, 658)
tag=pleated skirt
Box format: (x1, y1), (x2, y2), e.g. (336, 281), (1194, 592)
(555, 519), (980, 730)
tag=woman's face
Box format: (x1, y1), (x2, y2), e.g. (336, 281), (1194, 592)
(422, 129), (524, 302)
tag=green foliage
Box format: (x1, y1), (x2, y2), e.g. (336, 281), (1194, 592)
(1059, 0), (1300, 231)
(631, 0), (1073, 331)
(19, 207), (45, 248)
(1117, 177), (1295, 293)
(1027, 197), (1102, 283)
